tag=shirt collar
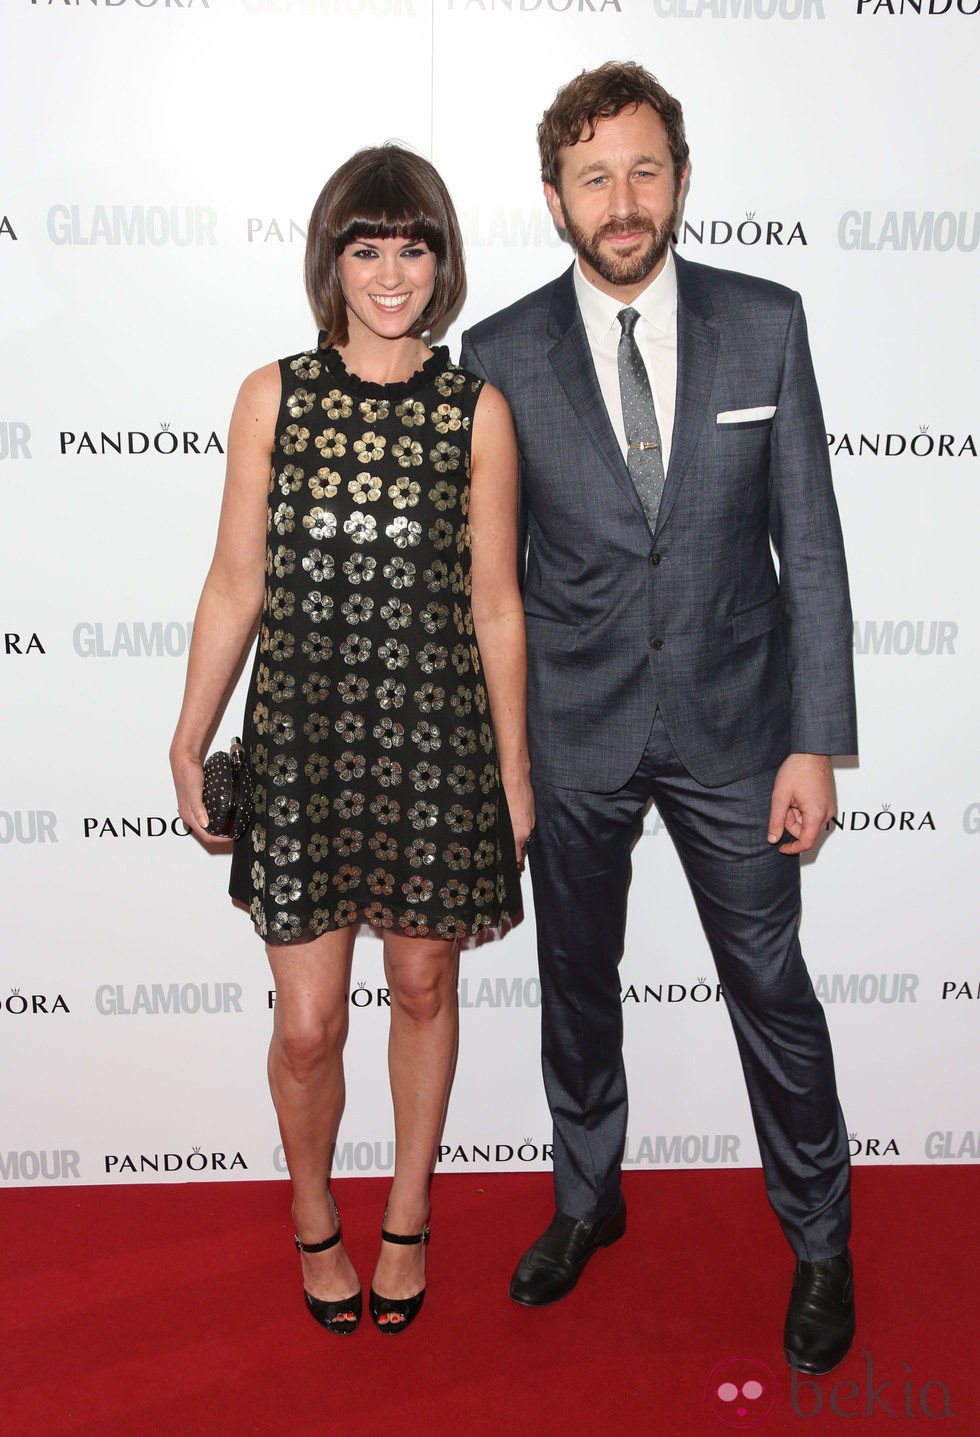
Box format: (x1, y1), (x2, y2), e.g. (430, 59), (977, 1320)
(574, 246), (678, 346)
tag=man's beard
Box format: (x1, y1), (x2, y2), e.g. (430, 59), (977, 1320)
(562, 203), (679, 288)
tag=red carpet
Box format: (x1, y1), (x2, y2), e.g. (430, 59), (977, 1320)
(3, 1167), (976, 1435)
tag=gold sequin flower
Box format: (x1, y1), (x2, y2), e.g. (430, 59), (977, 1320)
(286, 389), (315, 419)
(273, 546), (296, 578)
(281, 424), (309, 455)
(434, 368), (466, 398)
(343, 513), (377, 545)
(302, 548), (334, 583)
(277, 464), (304, 495)
(270, 588), (294, 620)
(301, 591), (333, 624)
(396, 399), (426, 428)
(431, 404), (464, 434)
(343, 553), (376, 584)
(272, 503), (295, 535)
(303, 508), (336, 540)
(349, 471), (383, 504)
(315, 427), (347, 459)
(354, 430), (386, 463)
(323, 389), (352, 420)
(387, 517), (422, 548)
(392, 436), (423, 468)
(388, 475), (421, 509)
(341, 592), (374, 625)
(358, 398), (390, 424)
(429, 480), (457, 511)
(429, 442), (460, 472)
(290, 351), (321, 381)
(310, 468), (340, 500)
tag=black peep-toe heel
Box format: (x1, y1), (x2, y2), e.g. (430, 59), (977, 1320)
(368, 1219), (430, 1335)
(294, 1202), (362, 1336)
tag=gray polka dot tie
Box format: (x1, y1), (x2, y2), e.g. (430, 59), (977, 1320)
(618, 306), (665, 532)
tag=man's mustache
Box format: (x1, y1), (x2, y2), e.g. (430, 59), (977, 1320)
(594, 216), (658, 240)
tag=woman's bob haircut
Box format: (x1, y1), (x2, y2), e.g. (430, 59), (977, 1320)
(306, 145), (466, 348)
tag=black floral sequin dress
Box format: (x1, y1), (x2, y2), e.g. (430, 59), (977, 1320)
(229, 341), (522, 945)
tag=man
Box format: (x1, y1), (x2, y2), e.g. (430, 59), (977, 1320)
(460, 61), (857, 1375)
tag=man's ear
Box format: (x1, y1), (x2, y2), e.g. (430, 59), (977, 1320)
(544, 183), (566, 232)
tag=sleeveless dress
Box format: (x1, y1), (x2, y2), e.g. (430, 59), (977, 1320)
(229, 339), (522, 945)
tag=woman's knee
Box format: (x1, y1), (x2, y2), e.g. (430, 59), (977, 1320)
(385, 941), (457, 1023)
(273, 1005), (346, 1072)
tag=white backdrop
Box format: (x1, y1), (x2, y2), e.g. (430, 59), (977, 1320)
(2, 0), (977, 1190)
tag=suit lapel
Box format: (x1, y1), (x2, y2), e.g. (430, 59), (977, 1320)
(546, 268), (649, 524)
(655, 253), (719, 536)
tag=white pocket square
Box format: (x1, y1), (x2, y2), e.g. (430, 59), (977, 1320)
(716, 406), (777, 424)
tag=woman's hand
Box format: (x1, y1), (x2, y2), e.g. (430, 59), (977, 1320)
(170, 746), (226, 845)
(504, 770), (535, 872)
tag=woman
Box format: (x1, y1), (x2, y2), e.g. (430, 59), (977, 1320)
(170, 145), (532, 1336)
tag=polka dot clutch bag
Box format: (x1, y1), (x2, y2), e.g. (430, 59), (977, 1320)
(202, 738), (252, 840)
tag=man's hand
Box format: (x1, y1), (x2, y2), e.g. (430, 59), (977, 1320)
(767, 753), (836, 855)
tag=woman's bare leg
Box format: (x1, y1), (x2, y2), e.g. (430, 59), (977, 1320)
(267, 927), (359, 1304)
(371, 932), (460, 1321)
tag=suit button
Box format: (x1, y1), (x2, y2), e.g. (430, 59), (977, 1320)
(650, 636), (665, 651)
(649, 552), (662, 567)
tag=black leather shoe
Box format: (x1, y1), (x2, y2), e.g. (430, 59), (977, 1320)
(509, 1192), (626, 1307)
(783, 1248), (855, 1375)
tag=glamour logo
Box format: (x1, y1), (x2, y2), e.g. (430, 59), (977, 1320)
(651, 0), (824, 14)
(941, 979), (980, 1000)
(624, 1133), (740, 1164)
(924, 1130), (979, 1160)
(0, 421), (31, 458)
(857, 0), (979, 13)
(852, 620), (957, 656)
(59, 425), (223, 456)
(95, 983), (243, 1015)
(792, 1350), (954, 1420)
(0, 810), (57, 844)
(243, 0), (416, 14)
(48, 204), (217, 245)
(247, 217), (307, 243)
(274, 1141), (396, 1173)
(813, 972), (918, 1003)
(460, 208), (563, 250)
(839, 210), (979, 251)
(4, 632), (45, 655)
(73, 621), (193, 657)
(104, 1148), (248, 1175)
(445, 0), (622, 12)
(622, 977), (724, 1003)
(437, 1139), (553, 1165)
(828, 426), (976, 457)
(963, 804), (980, 833)
(674, 213), (806, 246)
(0, 1150), (80, 1182)
(459, 976), (541, 1008)
(848, 1132), (900, 1158)
(826, 806), (935, 833)
(84, 816), (191, 838)
(0, 216), (16, 240)
(0, 989), (69, 1015)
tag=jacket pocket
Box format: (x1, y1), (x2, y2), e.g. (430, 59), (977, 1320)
(731, 595), (780, 643)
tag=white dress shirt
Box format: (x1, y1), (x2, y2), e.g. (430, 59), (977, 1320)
(573, 248), (678, 474)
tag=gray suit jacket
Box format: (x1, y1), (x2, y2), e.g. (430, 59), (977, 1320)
(461, 253), (857, 791)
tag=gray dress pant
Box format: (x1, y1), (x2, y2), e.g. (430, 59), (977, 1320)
(527, 711), (851, 1262)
